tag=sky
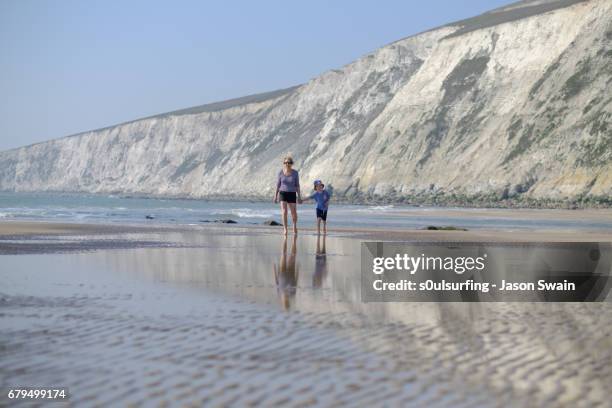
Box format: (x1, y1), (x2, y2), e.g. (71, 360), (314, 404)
(0, 0), (513, 151)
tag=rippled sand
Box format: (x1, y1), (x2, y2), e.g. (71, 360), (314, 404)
(1, 223), (611, 407)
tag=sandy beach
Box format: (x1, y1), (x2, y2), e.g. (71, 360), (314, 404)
(1, 220), (612, 407)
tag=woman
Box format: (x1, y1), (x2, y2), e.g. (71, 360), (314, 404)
(274, 155), (302, 235)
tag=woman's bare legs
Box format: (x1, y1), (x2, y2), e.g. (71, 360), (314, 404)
(280, 201), (288, 235)
(288, 203), (298, 234)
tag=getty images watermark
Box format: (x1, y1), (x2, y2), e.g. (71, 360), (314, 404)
(361, 242), (612, 302)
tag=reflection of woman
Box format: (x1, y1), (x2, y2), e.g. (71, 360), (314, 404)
(274, 235), (299, 310)
(273, 156), (302, 235)
(313, 234), (328, 289)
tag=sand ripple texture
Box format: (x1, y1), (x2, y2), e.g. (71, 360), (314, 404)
(1, 288), (479, 408)
(2, 288), (611, 407)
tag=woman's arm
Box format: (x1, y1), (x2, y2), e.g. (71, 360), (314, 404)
(296, 171), (302, 203)
(274, 172), (281, 202)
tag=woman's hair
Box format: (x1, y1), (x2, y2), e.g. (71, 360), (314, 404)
(283, 155), (294, 165)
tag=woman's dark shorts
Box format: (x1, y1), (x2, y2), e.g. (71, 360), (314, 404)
(279, 191), (297, 203)
(316, 208), (328, 221)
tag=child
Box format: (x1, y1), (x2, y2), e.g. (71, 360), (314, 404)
(307, 179), (331, 234)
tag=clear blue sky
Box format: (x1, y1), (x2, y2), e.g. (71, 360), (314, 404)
(0, 0), (512, 151)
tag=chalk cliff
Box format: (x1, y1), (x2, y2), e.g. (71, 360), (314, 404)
(1, 0), (610, 206)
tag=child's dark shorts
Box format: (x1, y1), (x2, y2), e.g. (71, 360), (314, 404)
(316, 208), (328, 221)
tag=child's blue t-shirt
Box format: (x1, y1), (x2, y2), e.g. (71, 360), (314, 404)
(309, 190), (330, 210)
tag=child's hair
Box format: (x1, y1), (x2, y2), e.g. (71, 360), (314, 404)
(283, 155), (294, 164)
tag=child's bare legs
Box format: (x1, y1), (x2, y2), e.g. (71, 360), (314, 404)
(280, 201), (288, 235)
(288, 203), (298, 234)
(316, 218), (321, 234)
(323, 220), (327, 234)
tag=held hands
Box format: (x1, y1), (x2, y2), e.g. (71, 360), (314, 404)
(298, 198), (303, 204)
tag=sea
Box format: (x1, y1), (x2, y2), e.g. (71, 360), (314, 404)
(0, 192), (610, 232)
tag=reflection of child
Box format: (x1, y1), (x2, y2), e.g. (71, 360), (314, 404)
(307, 180), (331, 234)
(313, 234), (327, 289)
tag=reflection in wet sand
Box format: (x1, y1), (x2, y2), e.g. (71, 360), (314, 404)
(313, 233), (327, 289)
(274, 235), (299, 310)
(2, 229), (612, 406)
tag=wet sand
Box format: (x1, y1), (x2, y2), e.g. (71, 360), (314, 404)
(1, 221), (612, 407)
(0, 221), (160, 236)
(2, 219), (612, 242)
(391, 207), (612, 222)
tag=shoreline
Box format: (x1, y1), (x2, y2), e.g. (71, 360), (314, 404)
(2, 190), (611, 209)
